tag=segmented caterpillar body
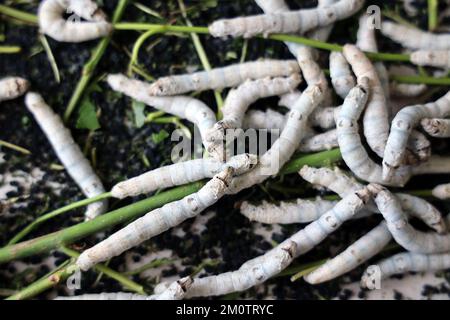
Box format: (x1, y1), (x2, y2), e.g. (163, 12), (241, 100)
(411, 50), (450, 69)
(421, 118), (450, 138)
(0, 77), (29, 102)
(25, 93), (107, 221)
(38, 0), (112, 43)
(208, 0), (364, 38)
(148, 59), (301, 96)
(329, 52), (356, 99)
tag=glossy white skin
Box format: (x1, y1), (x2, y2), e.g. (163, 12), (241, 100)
(411, 50), (450, 69)
(343, 45), (390, 158)
(38, 0), (111, 43)
(304, 221), (392, 284)
(110, 154), (257, 199)
(77, 165), (251, 271)
(225, 85), (324, 195)
(183, 189), (370, 298)
(330, 52), (356, 99)
(25, 93), (107, 221)
(55, 277), (192, 300)
(148, 59), (300, 96)
(107, 74), (217, 157)
(0, 77), (29, 102)
(208, 0), (364, 38)
(299, 166), (446, 234)
(381, 21), (450, 50)
(421, 118), (450, 138)
(369, 184), (450, 254)
(361, 252), (450, 288)
(382, 90), (450, 181)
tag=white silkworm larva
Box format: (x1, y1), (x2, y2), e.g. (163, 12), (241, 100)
(107, 74), (217, 156)
(361, 252), (450, 288)
(411, 50), (450, 69)
(382, 90), (450, 181)
(432, 183), (450, 200)
(77, 165), (249, 271)
(329, 51), (356, 99)
(208, 0), (364, 38)
(304, 221), (392, 284)
(368, 184), (450, 254)
(297, 129), (338, 152)
(242, 109), (287, 130)
(404, 130), (431, 166)
(206, 74), (301, 160)
(111, 153), (257, 199)
(336, 78), (410, 186)
(421, 118), (450, 138)
(254, 0), (289, 13)
(38, 0), (112, 43)
(299, 165), (446, 233)
(343, 44), (390, 158)
(148, 59), (301, 96)
(226, 85), (324, 195)
(381, 21), (450, 50)
(389, 65), (427, 98)
(0, 77), (29, 102)
(25, 93), (107, 221)
(183, 188), (370, 298)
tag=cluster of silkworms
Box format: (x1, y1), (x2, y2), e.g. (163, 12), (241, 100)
(3, 0), (450, 300)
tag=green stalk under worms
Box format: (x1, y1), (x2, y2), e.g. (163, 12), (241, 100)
(0, 140), (31, 155)
(0, 45), (21, 54)
(428, 0), (438, 31)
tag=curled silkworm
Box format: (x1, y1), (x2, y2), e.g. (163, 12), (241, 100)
(111, 153), (257, 199)
(410, 50), (450, 69)
(421, 118), (450, 138)
(38, 0), (112, 43)
(389, 65), (427, 98)
(361, 252), (450, 288)
(148, 59), (300, 96)
(381, 21), (450, 50)
(206, 74), (301, 160)
(343, 44), (390, 158)
(368, 184), (450, 254)
(25, 92), (107, 221)
(299, 165), (446, 233)
(107, 74), (217, 156)
(208, 0), (364, 38)
(183, 188), (370, 298)
(382, 90), (450, 181)
(329, 52), (356, 99)
(304, 221), (392, 284)
(0, 77), (29, 102)
(226, 85), (324, 195)
(77, 165), (251, 270)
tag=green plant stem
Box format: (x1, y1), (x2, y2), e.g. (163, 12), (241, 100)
(63, 0), (129, 121)
(0, 139), (31, 155)
(0, 45), (21, 53)
(0, 150), (342, 265)
(428, 0), (438, 31)
(290, 259), (327, 282)
(8, 192), (112, 245)
(128, 27), (164, 76)
(59, 246), (146, 295)
(0, 4), (38, 25)
(391, 74), (450, 86)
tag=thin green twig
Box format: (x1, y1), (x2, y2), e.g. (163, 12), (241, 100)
(0, 139), (31, 155)
(428, 0), (439, 31)
(38, 34), (60, 83)
(0, 4), (38, 25)
(0, 45), (21, 53)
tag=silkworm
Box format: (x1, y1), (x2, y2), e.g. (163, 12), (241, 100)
(25, 92), (107, 221)
(183, 188), (370, 298)
(381, 21), (450, 50)
(206, 74), (301, 161)
(111, 154), (257, 199)
(254, 0), (289, 13)
(77, 165), (250, 270)
(329, 51), (356, 99)
(304, 221), (392, 284)
(432, 183), (450, 200)
(38, 0), (112, 43)
(107, 74), (217, 157)
(297, 129), (338, 152)
(225, 85), (324, 195)
(242, 109), (287, 130)
(410, 50), (450, 69)
(382, 90), (450, 181)
(0, 77), (29, 102)
(368, 183), (450, 254)
(361, 252), (450, 288)
(148, 59), (301, 96)
(299, 165), (446, 233)
(55, 277), (193, 300)
(208, 0), (364, 38)
(389, 65), (427, 98)
(421, 118), (450, 138)
(343, 44), (390, 158)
